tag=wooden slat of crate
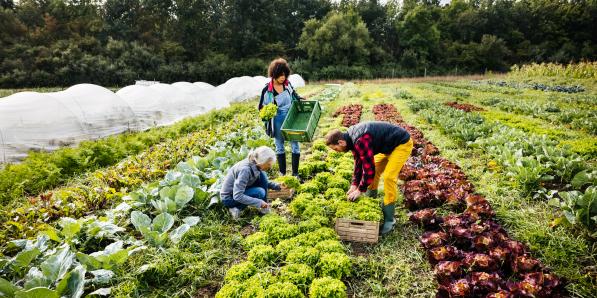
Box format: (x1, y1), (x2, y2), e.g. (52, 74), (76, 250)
(267, 188), (295, 199)
(335, 218), (379, 243)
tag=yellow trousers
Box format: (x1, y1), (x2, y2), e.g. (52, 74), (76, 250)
(368, 138), (414, 205)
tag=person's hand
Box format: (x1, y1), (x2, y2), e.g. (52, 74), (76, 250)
(271, 183), (282, 191)
(260, 201), (270, 209)
(347, 185), (358, 195)
(347, 190), (362, 202)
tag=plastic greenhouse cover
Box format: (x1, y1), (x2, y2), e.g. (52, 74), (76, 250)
(192, 82), (215, 90)
(0, 92), (88, 163)
(48, 84), (140, 136)
(289, 74), (306, 87)
(171, 82), (218, 112)
(148, 83), (206, 120)
(0, 74), (306, 163)
(116, 85), (179, 129)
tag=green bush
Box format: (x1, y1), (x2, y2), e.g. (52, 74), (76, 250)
(288, 194), (314, 217)
(274, 175), (301, 190)
(324, 188), (345, 201)
(258, 214), (288, 235)
(299, 181), (323, 195)
(224, 262), (258, 283)
(317, 253), (352, 279)
(263, 282), (305, 298)
(246, 270), (279, 289)
(268, 224), (301, 243)
(286, 247), (320, 267)
(278, 264), (315, 292)
(312, 140), (328, 152)
(243, 232), (271, 250)
(247, 245), (278, 268)
(314, 172), (333, 185)
(215, 281), (246, 298)
(276, 238), (303, 258)
(327, 177), (350, 191)
(298, 218), (323, 233)
(315, 240), (345, 254)
(309, 277), (347, 298)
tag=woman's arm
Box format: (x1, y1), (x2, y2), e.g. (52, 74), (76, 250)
(268, 180), (281, 190)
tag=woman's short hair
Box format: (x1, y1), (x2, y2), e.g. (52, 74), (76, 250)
(268, 58), (291, 79)
(248, 146), (277, 165)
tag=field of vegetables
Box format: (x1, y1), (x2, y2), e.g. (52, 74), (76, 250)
(0, 65), (596, 298)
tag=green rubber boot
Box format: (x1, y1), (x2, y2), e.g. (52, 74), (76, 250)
(380, 203), (396, 235)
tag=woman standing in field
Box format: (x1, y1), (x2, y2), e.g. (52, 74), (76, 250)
(258, 58), (304, 177)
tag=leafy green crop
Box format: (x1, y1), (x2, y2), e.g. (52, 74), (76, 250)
(298, 181), (323, 196)
(309, 277), (347, 298)
(243, 232), (270, 250)
(314, 240), (345, 254)
(550, 186), (596, 234)
(278, 264), (315, 291)
(260, 103), (278, 120)
(317, 252), (352, 279)
(286, 247), (320, 267)
(247, 245), (278, 268)
(224, 261), (257, 283)
(263, 282), (305, 298)
(274, 175), (301, 190)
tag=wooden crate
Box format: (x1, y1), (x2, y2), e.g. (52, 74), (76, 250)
(267, 188), (295, 200)
(335, 218), (379, 243)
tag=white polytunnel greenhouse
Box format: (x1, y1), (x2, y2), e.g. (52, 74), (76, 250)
(289, 74), (306, 88)
(171, 82), (219, 112)
(48, 84), (141, 135)
(0, 92), (88, 162)
(116, 85), (179, 129)
(148, 83), (206, 120)
(192, 82), (215, 90)
(0, 74), (306, 163)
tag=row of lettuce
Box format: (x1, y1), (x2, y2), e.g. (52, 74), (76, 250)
(216, 139), (381, 297)
(424, 81), (596, 136)
(404, 96), (596, 235)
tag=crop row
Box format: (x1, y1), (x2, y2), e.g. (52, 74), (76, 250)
(445, 101), (484, 112)
(372, 103), (565, 297)
(332, 104), (363, 127)
(215, 93), (380, 297)
(408, 98), (596, 232)
(483, 80), (585, 94)
(478, 97), (596, 135)
(0, 121), (272, 297)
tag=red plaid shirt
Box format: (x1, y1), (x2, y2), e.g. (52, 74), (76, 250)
(351, 133), (375, 192)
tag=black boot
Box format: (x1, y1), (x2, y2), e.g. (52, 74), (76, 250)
(277, 153), (286, 175)
(291, 153), (300, 177)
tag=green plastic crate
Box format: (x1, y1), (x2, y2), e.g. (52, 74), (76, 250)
(281, 100), (321, 142)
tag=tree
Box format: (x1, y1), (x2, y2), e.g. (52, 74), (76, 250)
(298, 11), (372, 65)
(397, 4), (440, 67)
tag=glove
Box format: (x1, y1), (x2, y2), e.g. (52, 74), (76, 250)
(271, 183), (282, 191)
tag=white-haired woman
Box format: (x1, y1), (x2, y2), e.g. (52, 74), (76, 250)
(220, 146), (282, 219)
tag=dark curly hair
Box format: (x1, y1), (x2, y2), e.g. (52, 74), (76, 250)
(268, 58), (291, 79)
